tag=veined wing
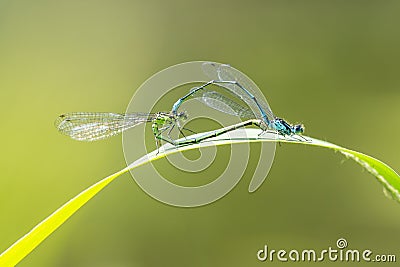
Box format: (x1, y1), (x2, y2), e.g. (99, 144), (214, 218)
(55, 112), (153, 141)
(202, 62), (275, 123)
(193, 90), (254, 119)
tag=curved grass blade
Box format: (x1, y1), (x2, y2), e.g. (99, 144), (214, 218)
(0, 129), (398, 266)
(0, 167), (130, 267)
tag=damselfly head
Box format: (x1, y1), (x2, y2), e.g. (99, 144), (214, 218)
(294, 124), (304, 134)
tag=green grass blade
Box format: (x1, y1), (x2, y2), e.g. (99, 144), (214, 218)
(1, 128), (398, 266)
(0, 167), (130, 267)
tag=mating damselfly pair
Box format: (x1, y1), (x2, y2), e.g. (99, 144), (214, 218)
(55, 62), (306, 150)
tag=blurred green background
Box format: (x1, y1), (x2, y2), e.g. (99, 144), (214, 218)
(1, 0), (399, 266)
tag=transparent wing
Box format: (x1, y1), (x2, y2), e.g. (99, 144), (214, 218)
(202, 62), (275, 123)
(55, 112), (153, 141)
(193, 90), (254, 119)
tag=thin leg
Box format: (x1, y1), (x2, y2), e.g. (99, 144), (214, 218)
(258, 129), (279, 138)
(166, 124), (178, 141)
(177, 126), (186, 138)
(160, 124), (180, 140)
(154, 126), (177, 154)
(155, 137), (160, 155)
(159, 125), (171, 134)
(296, 135), (310, 142)
(182, 126), (197, 134)
(155, 132), (176, 146)
(167, 124), (174, 135)
(257, 129), (265, 136)
(289, 135), (305, 142)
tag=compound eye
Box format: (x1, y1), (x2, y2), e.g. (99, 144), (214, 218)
(295, 125), (304, 133)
